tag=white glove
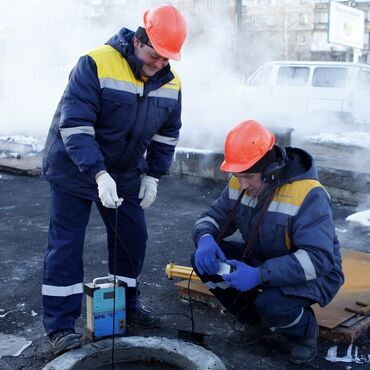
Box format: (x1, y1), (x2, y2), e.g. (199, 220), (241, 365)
(96, 171), (123, 208)
(139, 175), (159, 209)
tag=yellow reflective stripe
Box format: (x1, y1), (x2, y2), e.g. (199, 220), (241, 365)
(87, 45), (137, 83)
(229, 175), (240, 190)
(42, 283), (83, 297)
(273, 179), (323, 207)
(86, 45), (181, 97)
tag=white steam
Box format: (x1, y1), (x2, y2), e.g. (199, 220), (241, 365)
(0, 0), (369, 154)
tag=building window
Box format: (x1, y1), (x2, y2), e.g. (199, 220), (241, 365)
(277, 67), (309, 86)
(297, 33), (306, 45)
(266, 15), (276, 26)
(268, 0), (276, 5)
(254, 0), (259, 6)
(252, 15), (259, 26)
(314, 12), (328, 24)
(299, 13), (308, 25)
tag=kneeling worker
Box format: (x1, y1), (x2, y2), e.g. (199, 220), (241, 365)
(192, 120), (344, 364)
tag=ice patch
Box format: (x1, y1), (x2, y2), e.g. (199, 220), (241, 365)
(0, 333), (32, 359)
(326, 344), (370, 364)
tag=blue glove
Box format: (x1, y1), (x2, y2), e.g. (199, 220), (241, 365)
(195, 235), (226, 275)
(223, 260), (260, 292)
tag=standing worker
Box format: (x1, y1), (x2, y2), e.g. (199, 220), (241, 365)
(192, 120), (344, 364)
(42, 4), (187, 355)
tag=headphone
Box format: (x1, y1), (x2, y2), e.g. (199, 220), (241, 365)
(261, 148), (287, 183)
(262, 162), (285, 183)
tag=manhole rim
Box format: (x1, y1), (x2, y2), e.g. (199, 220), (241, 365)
(42, 335), (227, 370)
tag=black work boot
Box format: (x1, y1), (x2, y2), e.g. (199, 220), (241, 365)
(126, 305), (161, 329)
(289, 325), (319, 364)
(48, 329), (82, 356)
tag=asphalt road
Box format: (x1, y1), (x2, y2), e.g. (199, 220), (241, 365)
(0, 173), (368, 369)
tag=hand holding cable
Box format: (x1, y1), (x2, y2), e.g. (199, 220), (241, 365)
(96, 171), (123, 208)
(195, 234), (226, 275)
(223, 260), (260, 291)
(139, 175), (159, 209)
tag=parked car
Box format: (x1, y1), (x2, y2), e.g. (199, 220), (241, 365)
(241, 61), (370, 128)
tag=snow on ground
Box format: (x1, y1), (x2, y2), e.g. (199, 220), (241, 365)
(0, 135), (45, 152)
(0, 333), (32, 359)
(346, 210), (370, 228)
(307, 131), (370, 149)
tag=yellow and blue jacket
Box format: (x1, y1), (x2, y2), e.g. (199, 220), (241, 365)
(193, 147), (344, 307)
(42, 28), (182, 199)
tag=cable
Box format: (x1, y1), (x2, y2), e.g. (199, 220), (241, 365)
(100, 205), (138, 299)
(188, 268), (196, 333)
(111, 203), (119, 370)
(102, 205), (195, 333)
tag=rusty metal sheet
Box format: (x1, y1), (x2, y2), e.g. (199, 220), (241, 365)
(313, 248), (370, 329)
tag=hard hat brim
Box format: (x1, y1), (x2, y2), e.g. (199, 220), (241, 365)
(220, 161), (254, 173)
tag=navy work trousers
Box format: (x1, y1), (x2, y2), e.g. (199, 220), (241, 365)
(191, 241), (318, 340)
(42, 174), (147, 334)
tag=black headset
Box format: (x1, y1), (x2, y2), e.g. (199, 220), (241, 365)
(261, 148), (287, 183)
(261, 162), (285, 183)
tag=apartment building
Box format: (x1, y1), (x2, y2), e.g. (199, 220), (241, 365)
(237, 0), (370, 76)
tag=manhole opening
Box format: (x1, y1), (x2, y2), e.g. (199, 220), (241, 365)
(94, 360), (182, 370)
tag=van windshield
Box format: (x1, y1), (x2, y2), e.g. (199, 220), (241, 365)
(247, 66), (273, 86)
(277, 66), (309, 86)
(312, 67), (348, 88)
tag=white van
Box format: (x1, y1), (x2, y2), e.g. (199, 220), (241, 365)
(241, 61), (370, 127)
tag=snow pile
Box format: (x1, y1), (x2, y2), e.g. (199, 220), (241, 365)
(0, 135), (45, 158)
(346, 210), (370, 228)
(307, 131), (370, 150)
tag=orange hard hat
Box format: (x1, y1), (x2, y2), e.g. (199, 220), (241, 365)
(220, 120), (275, 173)
(143, 4), (187, 61)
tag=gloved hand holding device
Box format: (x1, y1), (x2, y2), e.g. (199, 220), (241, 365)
(139, 175), (159, 209)
(223, 259), (260, 291)
(96, 171), (123, 208)
(195, 234), (226, 275)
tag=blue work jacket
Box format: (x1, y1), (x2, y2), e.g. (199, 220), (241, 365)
(193, 147), (344, 307)
(42, 28), (182, 200)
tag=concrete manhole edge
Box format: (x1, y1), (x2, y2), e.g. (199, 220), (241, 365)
(42, 336), (227, 370)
